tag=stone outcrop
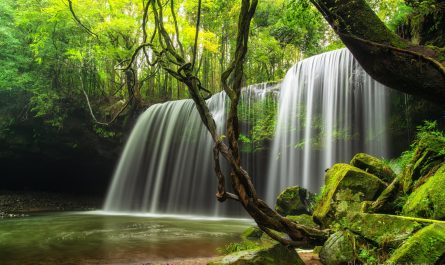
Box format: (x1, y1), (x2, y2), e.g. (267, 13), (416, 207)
(350, 153), (396, 183)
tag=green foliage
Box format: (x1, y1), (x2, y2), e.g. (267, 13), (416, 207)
(0, 0), (346, 145)
(238, 92), (278, 152)
(358, 248), (378, 264)
(414, 120), (445, 154)
(402, 164), (445, 219)
(93, 125), (116, 139)
(389, 120), (445, 172)
(313, 184), (327, 206)
(269, 0), (326, 56)
(30, 89), (65, 128)
(217, 240), (259, 255)
(387, 223), (445, 264)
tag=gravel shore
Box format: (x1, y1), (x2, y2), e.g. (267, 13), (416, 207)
(0, 190), (101, 218)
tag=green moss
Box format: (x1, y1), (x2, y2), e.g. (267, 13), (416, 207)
(218, 240), (260, 255)
(286, 214), (319, 229)
(358, 248), (378, 264)
(241, 226), (263, 241)
(350, 153), (396, 183)
(313, 164), (386, 226)
(210, 243), (304, 265)
(402, 164), (445, 220)
(319, 231), (357, 265)
(401, 121), (445, 192)
(275, 186), (314, 216)
(386, 223), (445, 264)
(341, 212), (426, 248)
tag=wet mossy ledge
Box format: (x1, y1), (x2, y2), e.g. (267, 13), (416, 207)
(211, 122), (445, 265)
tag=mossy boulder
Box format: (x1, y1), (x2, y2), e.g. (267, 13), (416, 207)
(400, 137), (445, 193)
(319, 231), (356, 265)
(402, 164), (445, 220)
(275, 186), (315, 216)
(286, 214), (319, 229)
(208, 243), (304, 265)
(241, 226), (263, 241)
(313, 164), (387, 227)
(341, 212), (430, 248)
(386, 223), (445, 264)
(350, 153), (396, 183)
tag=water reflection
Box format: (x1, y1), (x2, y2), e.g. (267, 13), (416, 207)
(0, 212), (251, 264)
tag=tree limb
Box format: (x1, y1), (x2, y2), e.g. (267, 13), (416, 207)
(67, 0), (100, 40)
(310, 0), (445, 106)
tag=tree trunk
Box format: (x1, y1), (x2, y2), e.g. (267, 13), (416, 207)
(311, 0), (445, 106)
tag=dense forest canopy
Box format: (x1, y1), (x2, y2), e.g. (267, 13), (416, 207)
(1, 0), (426, 135)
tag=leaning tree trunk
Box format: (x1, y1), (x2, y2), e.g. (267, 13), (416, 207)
(310, 0), (445, 106)
(118, 0), (331, 250)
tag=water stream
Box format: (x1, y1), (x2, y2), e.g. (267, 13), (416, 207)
(0, 212), (250, 265)
(266, 48), (389, 202)
(105, 48), (394, 216)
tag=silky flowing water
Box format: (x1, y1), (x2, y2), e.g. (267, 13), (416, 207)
(0, 212), (250, 265)
(0, 48), (402, 264)
(105, 48), (397, 215)
(266, 48), (389, 201)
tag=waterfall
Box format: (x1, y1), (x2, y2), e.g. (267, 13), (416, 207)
(105, 48), (392, 216)
(265, 48), (389, 203)
(104, 84), (276, 216)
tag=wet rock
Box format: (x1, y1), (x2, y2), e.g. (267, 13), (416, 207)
(275, 186), (315, 216)
(209, 243), (304, 265)
(400, 136), (445, 193)
(386, 223), (445, 264)
(319, 231), (356, 265)
(402, 164), (445, 220)
(342, 212), (431, 248)
(350, 153), (396, 183)
(241, 226), (263, 241)
(286, 214), (319, 229)
(313, 164), (386, 227)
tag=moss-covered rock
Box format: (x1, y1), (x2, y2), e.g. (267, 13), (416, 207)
(286, 214), (319, 229)
(275, 186), (315, 216)
(319, 231), (357, 265)
(400, 137), (445, 193)
(313, 164), (387, 227)
(241, 226), (263, 241)
(208, 243), (304, 265)
(350, 153), (396, 183)
(386, 223), (445, 264)
(402, 164), (445, 220)
(342, 212), (429, 248)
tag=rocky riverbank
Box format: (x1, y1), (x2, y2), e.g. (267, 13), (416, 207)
(212, 122), (445, 264)
(0, 190), (101, 218)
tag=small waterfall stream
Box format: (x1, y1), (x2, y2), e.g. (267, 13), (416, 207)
(265, 49), (388, 203)
(104, 84), (275, 216)
(105, 48), (395, 216)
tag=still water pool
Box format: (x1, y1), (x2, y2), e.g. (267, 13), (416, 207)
(0, 211), (251, 265)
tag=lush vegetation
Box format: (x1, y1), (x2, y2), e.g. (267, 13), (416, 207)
(0, 0), (331, 133)
(1, 0), (424, 134)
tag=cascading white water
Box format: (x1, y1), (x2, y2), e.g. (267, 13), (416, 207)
(104, 84), (276, 216)
(105, 48), (394, 216)
(266, 48), (389, 203)
(104, 92), (226, 215)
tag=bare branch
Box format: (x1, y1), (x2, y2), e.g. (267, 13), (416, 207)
(170, 0), (185, 57)
(67, 0), (100, 40)
(191, 0), (202, 70)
